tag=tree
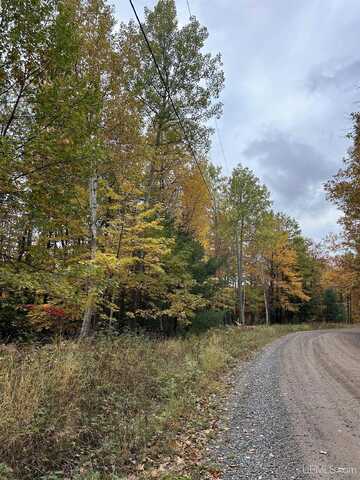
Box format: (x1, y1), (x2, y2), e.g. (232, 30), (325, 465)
(325, 111), (360, 324)
(119, 0), (224, 206)
(252, 213), (310, 324)
(325, 112), (360, 247)
(323, 288), (345, 323)
(177, 163), (212, 249)
(74, 0), (117, 337)
(225, 166), (271, 324)
(1, 0), (59, 265)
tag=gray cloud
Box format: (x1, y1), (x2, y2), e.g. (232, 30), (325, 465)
(308, 60), (360, 92)
(242, 132), (341, 239)
(243, 132), (332, 207)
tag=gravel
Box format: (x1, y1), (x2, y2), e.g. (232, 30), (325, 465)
(208, 335), (305, 480)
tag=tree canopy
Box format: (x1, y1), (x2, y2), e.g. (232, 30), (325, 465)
(0, 0), (342, 340)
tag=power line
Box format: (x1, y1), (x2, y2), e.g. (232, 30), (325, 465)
(128, 0), (215, 204)
(215, 118), (229, 174)
(186, 0), (192, 17)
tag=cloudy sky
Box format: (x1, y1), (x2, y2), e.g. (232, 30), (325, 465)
(113, 0), (360, 240)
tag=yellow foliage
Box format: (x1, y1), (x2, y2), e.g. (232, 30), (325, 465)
(178, 166), (212, 250)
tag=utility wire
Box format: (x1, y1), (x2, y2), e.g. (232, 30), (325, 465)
(215, 118), (229, 174)
(128, 0), (215, 204)
(186, 0), (192, 17)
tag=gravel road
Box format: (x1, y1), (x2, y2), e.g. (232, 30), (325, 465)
(209, 328), (360, 479)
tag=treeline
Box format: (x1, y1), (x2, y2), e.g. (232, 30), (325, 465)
(324, 112), (360, 323)
(0, 0), (343, 340)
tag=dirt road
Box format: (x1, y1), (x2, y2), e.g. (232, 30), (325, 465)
(210, 328), (360, 479)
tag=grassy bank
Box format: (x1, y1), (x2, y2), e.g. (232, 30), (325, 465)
(0, 323), (344, 479)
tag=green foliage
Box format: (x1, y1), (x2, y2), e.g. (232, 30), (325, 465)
(120, 0), (224, 154)
(0, 463), (15, 480)
(0, 288), (32, 341)
(189, 310), (225, 334)
(226, 165), (271, 231)
(323, 288), (346, 323)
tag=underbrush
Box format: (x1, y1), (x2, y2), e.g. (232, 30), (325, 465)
(0, 322), (343, 479)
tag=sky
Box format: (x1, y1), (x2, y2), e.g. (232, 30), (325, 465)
(112, 0), (360, 240)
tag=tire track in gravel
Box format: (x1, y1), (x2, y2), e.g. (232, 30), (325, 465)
(282, 329), (360, 479)
(209, 328), (360, 480)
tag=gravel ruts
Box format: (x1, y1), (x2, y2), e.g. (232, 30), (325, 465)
(209, 329), (360, 480)
(209, 335), (304, 479)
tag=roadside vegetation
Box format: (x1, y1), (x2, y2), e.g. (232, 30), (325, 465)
(0, 322), (342, 480)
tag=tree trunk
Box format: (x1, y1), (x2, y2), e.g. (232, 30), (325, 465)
(239, 221), (245, 325)
(213, 199), (221, 259)
(235, 222), (245, 325)
(264, 287), (269, 326)
(235, 228), (241, 322)
(261, 264), (269, 326)
(145, 122), (163, 206)
(242, 281), (246, 324)
(80, 174), (98, 338)
(268, 253), (275, 323)
(349, 291), (353, 324)
(108, 223), (124, 330)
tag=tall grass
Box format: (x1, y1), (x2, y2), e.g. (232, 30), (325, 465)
(0, 323), (335, 479)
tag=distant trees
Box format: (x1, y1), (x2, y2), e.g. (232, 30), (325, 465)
(325, 111), (360, 323)
(322, 289), (345, 323)
(206, 165), (315, 326)
(250, 213), (311, 324)
(224, 166), (271, 323)
(325, 112), (360, 247)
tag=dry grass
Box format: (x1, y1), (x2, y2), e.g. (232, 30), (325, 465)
(0, 323), (342, 479)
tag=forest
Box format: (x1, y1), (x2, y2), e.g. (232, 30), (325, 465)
(1, 0), (355, 342)
(2, 1), (360, 479)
